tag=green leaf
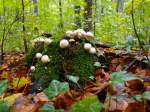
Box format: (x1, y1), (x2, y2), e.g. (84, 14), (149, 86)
(111, 72), (125, 85)
(133, 95), (142, 101)
(43, 80), (69, 99)
(0, 80), (8, 95)
(39, 104), (55, 112)
(94, 62), (101, 67)
(0, 101), (9, 112)
(66, 75), (79, 84)
(39, 103), (64, 112)
(111, 71), (140, 85)
(143, 91), (150, 100)
(71, 96), (103, 112)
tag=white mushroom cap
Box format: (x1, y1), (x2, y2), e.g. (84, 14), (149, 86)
(35, 53), (42, 59)
(84, 43), (92, 50)
(66, 30), (74, 37)
(89, 47), (96, 54)
(30, 66), (35, 71)
(69, 39), (75, 42)
(86, 32), (94, 38)
(59, 39), (69, 48)
(44, 38), (53, 44)
(41, 55), (50, 63)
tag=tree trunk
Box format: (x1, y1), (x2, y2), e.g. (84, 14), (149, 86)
(93, 0), (97, 36)
(0, 0), (6, 64)
(84, 0), (93, 32)
(59, 0), (63, 30)
(21, 0), (28, 52)
(74, 5), (81, 29)
(116, 0), (124, 12)
(33, 0), (38, 16)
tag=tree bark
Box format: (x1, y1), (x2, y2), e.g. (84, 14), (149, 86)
(74, 5), (81, 29)
(0, 0), (6, 64)
(59, 0), (64, 30)
(93, 0), (97, 36)
(116, 0), (124, 12)
(84, 0), (93, 32)
(21, 0), (28, 52)
(33, 0), (38, 16)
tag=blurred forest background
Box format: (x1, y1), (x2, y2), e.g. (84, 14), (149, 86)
(0, 0), (149, 52)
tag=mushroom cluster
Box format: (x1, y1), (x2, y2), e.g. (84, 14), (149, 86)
(59, 29), (97, 54)
(65, 29), (94, 40)
(31, 37), (53, 47)
(30, 53), (50, 71)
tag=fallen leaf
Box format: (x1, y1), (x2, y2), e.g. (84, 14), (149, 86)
(11, 77), (31, 89)
(1, 93), (22, 106)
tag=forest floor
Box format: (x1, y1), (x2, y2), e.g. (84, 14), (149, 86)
(0, 47), (150, 112)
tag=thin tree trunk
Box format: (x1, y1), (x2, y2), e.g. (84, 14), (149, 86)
(21, 0), (28, 52)
(0, 0), (6, 64)
(59, 0), (63, 30)
(1, 28), (6, 64)
(116, 0), (124, 12)
(33, 0), (38, 16)
(93, 0), (97, 36)
(84, 0), (93, 32)
(74, 5), (81, 29)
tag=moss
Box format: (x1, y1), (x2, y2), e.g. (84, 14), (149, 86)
(27, 39), (99, 88)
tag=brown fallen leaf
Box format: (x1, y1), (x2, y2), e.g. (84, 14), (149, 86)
(125, 102), (144, 112)
(53, 92), (74, 110)
(125, 79), (144, 95)
(11, 92), (49, 112)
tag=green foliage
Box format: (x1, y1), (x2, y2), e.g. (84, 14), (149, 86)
(0, 80), (8, 95)
(43, 80), (69, 100)
(134, 91), (150, 101)
(0, 101), (9, 112)
(142, 91), (150, 100)
(39, 103), (64, 112)
(111, 71), (140, 85)
(71, 96), (103, 112)
(66, 75), (79, 84)
(0, 0), (149, 52)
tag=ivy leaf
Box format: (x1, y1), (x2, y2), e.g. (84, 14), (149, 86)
(39, 103), (64, 112)
(111, 71), (139, 85)
(43, 80), (69, 99)
(0, 101), (9, 112)
(66, 75), (79, 84)
(143, 91), (150, 100)
(111, 72), (125, 85)
(0, 80), (8, 95)
(133, 95), (142, 101)
(94, 62), (101, 67)
(39, 104), (55, 112)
